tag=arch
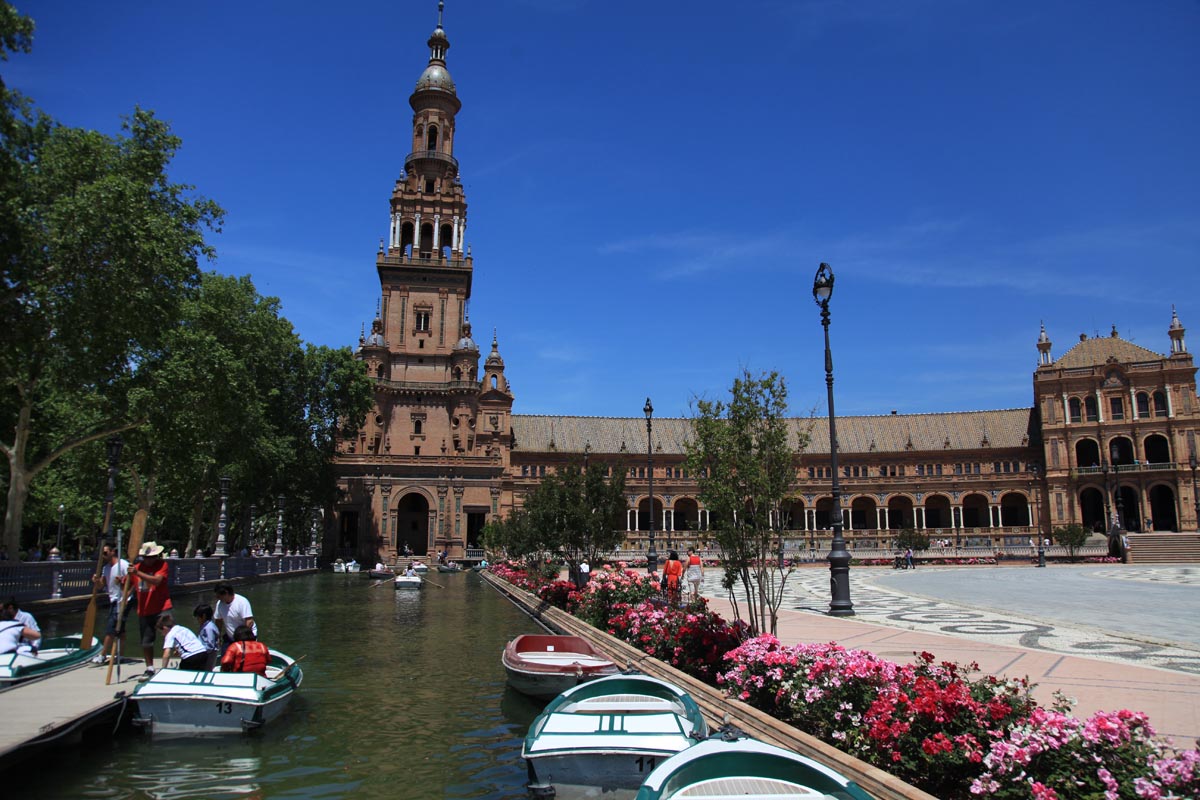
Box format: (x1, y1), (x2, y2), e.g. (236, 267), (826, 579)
(1143, 434), (1171, 464)
(813, 497), (838, 529)
(782, 499), (806, 530)
(1068, 396), (1082, 423)
(1084, 395), (1098, 421)
(1147, 485), (1178, 531)
(453, 365), (462, 380)
(673, 497), (700, 531)
(375, 363), (385, 379)
(401, 221), (415, 256)
(849, 496), (878, 530)
(637, 496), (663, 531)
(999, 492), (1030, 526)
(439, 223), (453, 258)
(1136, 392), (1151, 419)
(923, 494), (952, 529)
(961, 493), (989, 528)
(395, 491), (431, 556)
(426, 124), (439, 151)
(1153, 390), (1168, 417)
(886, 496), (914, 529)
(1075, 438), (1100, 467)
(419, 223), (434, 256)
(1109, 436), (1135, 466)
(1079, 486), (1106, 533)
(1115, 484), (1141, 531)
(413, 418), (423, 435)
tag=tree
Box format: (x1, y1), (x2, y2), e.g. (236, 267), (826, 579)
(685, 370), (800, 636)
(1, 5), (222, 552)
(520, 459), (627, 582)
(895, 528), (930, 552)
(1052, 523), (1090, 562)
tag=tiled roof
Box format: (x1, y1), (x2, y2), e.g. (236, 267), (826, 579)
(1054, 333), (1163, 369)
(510, 408), (1035, 457)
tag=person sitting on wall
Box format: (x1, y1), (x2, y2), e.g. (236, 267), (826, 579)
(220, 624), (270, 676)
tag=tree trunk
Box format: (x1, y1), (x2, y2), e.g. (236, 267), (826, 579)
(2, 399), (34, 554)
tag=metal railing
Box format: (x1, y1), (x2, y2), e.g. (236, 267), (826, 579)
(404, 149), (459, 171)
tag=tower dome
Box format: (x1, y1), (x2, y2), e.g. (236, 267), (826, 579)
(413, 2), (457, 97)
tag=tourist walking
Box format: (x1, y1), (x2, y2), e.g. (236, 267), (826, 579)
(904, 547), (915, 569)
(157, 612), (210, 671)
(94, 542), (132, 663)
(578, 559), (590, 587)
(214, 583), (257, 646)
(130, 542), (172, 675)
(662, 551), (684, 607)
(685, 548), (703, 602)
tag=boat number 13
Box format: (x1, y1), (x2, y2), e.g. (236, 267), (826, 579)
(214, 701), (233, 714)
(635, 756), (657, 772)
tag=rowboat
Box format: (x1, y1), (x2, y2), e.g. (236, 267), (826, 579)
(436, 564), (463, 573)
(634, 734), (879, 799)
(332, 560), (346, 573)
(345, 560), (361, 573)
(368, 568), (395, 579)
(130, 649), (303, 737)
(393, 575), (423, 590)
(523, 674), (707, 797)
(0, 635), (101, 685)
(502, 634), (618, 700)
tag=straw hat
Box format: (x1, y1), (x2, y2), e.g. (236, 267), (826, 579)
(138, 541), (165, 557)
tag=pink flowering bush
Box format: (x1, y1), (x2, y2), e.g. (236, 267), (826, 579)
(536, 580), (579, 609)
(718, 637), (1038, 798)
(568, 563), (663, 627)
(605, 599), (747, 682)
(969, 704), (1200, 799)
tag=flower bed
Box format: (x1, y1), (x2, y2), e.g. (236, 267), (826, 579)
(490, 561), (1199, 798)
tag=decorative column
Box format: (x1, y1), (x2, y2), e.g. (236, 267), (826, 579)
(215, 476), (231, 557)
(274, 495), (285, 556)
(309, 507), (321, 556)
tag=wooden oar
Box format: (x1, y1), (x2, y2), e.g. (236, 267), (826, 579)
(80, 494), (121, 654)
(418, 574), (446, 589)
(105, 509), (146, 685)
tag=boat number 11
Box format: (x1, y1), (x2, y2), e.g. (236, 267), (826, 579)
(635, 756), (657, 772)
(214, 702), (233, 714)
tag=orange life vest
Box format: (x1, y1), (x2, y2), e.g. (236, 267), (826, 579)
(221, 640), (269, 676)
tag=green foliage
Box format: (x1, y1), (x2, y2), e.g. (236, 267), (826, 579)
(895, 528), (930, 551)
(1052, 523), (1090, 562)
(685, 369), (801, 636)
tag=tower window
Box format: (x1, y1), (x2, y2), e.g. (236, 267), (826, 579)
(415, 310), (431, 332)
(1068, 397), (1082, 423)
(1110, 396), (1124, 420)
(1153, 390), (1168, 416)
(1136, 392), (1150, 418)
(427, 124), (438, 151)
(425, 179), (434, 194)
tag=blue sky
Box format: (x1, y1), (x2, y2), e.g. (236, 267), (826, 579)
(9, 1), (1200, 420)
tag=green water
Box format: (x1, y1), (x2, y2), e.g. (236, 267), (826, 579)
(10, 572), (548, 799)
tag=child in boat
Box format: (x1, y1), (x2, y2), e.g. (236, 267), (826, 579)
(157, 612), (210, 671)
(193, 603), (221, 668)
(220, 624), (269, 676)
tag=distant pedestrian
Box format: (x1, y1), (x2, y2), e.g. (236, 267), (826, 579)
(214, 583), (257, 647)
(578, 559), (590, 587)
(685, 548), (704, 602)
(663, 551), (684, 607)
(904, 548), (915, 569)
(130, 542), (172, 676)
(94, 542), (132, 663)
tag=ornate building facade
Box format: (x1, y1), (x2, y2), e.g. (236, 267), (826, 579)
(330, 7), (1200, 563)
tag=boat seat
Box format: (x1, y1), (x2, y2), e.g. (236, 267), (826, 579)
(518, 653), (611, 667)
(670, 776), (834, 797)
(565, 693), (685, 714)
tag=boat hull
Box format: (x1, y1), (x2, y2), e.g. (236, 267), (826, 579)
(131, 650), (303, 737)
(633, 736), (879, 800)
(393, 576), (423, 590)
(368, 569), (395, 579)
(0, 635), (100, 685)
(502, 634), (618, 700)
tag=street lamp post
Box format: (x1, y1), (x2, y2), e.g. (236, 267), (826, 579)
(249, 504), (257, 554)
(310, 507), (321, 556)
(644, 398), (658, 574)
(813, 263), (854, 617)
(215, 476), (231, 557)
(57, 503), (65, 552)
(100, 436), (124, 550)
(274, 495), (285, 556)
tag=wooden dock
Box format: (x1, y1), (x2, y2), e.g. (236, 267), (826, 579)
(0, 659), (142, 769)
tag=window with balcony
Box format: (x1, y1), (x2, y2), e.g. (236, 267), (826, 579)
(415, 310), (431, 332)
(1136, 392), (1150, 418)
(1084, 396), (1098, 422)
(1069, 397), (1082, 423)
(1153, 390), (1168, 417)
(1110, 396), (1124, 420)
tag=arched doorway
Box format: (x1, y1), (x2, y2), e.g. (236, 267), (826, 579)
(1147, 485), (1178, 532)
(886, 496), (914, 530)
(923, 495), (951, 530)
(1075, 439), (1100, 467)
(961, 493), (989, 528)
(781, 499), (806, 530)
(850, 496), (878, 531)
(1079, 486), (1106, 533)
(1143, 434), (1171, 464)
(637, 496), (663, 531)
(814, 497), (838, 529)
(396, 492), (430, 556)
(1110, 437), (1135, 466)
(1000, 492), (1030, 526)
(674, 498), (699, 533)
(1115, 485), (1141, 531)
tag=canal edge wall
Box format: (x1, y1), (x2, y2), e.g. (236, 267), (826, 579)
(480, 571), (938, 800)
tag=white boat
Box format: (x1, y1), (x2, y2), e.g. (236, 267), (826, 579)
(0, 635), (100, 685)
(634, 734), (879, 800)
(130, 649), (303, 737)
(393, 575), (423, 590)
(502, 634), (618, 700)
(332, 560), (346, 573)
(345, 560), (361, 573)
(523, 673), (707, 797)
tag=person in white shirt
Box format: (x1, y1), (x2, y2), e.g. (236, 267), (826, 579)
(156, 613), (209, 671)
(93, 543), (132, 662)
(0, 604), (40, 655)
(3, 597), (40, 654)
(213, 583), (257, 646)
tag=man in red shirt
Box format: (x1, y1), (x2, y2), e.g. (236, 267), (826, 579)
(130, 541), (172, 676)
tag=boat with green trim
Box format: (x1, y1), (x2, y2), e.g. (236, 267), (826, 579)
(634, 733), (878, 799)
(522, 673), (707, 798)
(0, 635), (101, 685)
(130, 649), (303, 736)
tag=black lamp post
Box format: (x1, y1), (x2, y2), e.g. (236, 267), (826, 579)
(813, 263), (854, 617)
(644, 398), (658, 574)
(1189, 453), (1199, 532)
(100, 435), (124, 550)
(56, 503), (65, 552)
(215, 476), (231, 557)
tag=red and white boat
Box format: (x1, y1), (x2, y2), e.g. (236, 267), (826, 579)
(501, 634), (619, 700)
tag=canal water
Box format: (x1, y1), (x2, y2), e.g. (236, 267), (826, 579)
(10, 572), (548, 799)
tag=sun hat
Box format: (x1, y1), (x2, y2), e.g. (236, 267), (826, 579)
(138, 541), (165, 557)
